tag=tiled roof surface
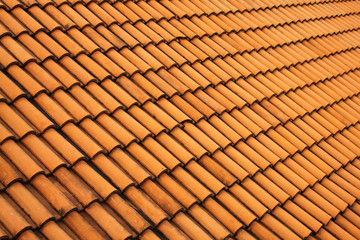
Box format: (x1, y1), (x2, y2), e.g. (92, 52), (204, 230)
(2, 0), (360, 239)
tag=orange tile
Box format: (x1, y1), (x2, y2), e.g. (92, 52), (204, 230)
(0, 44), (20, 69)
(92, 154), (134, 191)
(157, 172), (198, 208)
(100, 79), (138, 108)
(262, 213), (302, 240)
(140, 229), (161, 240)
(212, 149), (249, 181)
(40, 221), (73, 240)
(0, 194), (32, 237)
(63, 211), (107, 240)
(58, 3), (89, 29)
(303, 188), (340, 218)
(141, 179), (183, 216)
(196, 119), (231, 148)
(14, 98), (54, 132)
(172, 212), (213, 240)
(25, 62), (63, 93)
(339, 167), (360, 191)
(69, 85), (107, 116)
(242, 177), (280, 210)
(2, 1), (360, 239)
(34, 93), (73, 127)
(313, 183), (348, 212)
(171, 166), (211, 201)
(203, 197), (243, 234)
(315, 228), (337, 240)
(124, 186), (168, 225)
(186, 160), (225, 194)
(127, 142), (167, 176)
(67, 28), (100, 54)
(284, 200), (323, 232)
(44, 4), (75, 30)
(235, 229), (257, 240)
(84, 83), (122, 113)
(294, 194), (332, 225)
(106, 193), (151, 233)
(199, 155), (237, 186)
(239, 107), (272, 132)
(246, 137), (281, 165)
(95, 25), (126, 50)
(122, 22), (153, 46)
(131, 73), (164, 99)
(113, 109), (152, 140)
(0, 71), (24, 101)
(28, 6), (61, 31)
(22, 134), (66, 172)
(284, 157), (320, 186)
(31, 174), (77, 216)
(42, 128), (84, 165)
(170, 127), (207, 158)
(236, 141), (270, 170)
(1, 35), (36, 65)
(188, 204), (231, 239)
(6, 182), (55, 226)
(50, 29), (85, 56)
(156, 133), (193, 164)
(128, 105), (165, 135)
(272, 206), (312, 239)
(77, 53), (114, 81)
(86, 202), (132, 240)
(142, 71), (177, 97)
(329, 173), (360, 201)
(62, 122), (104, 158)
(229, 183), (268, 218)
(143, 137), (180, 170)
(334, 215), (360, 239)
(117, 76), (151, 103)
(0, 8), (28, 36)
(249, 221), (281, 240)
(157, 220), (190, 240)
(34, 31), (68, 59)
(1, 139), (44, 179)
(223, 145), (260, 176)
(109, 24), (140, 48)
(254, 173), (296, 203)
(183, 121), (220, 153)
(156, 98), (189, 123)
(0, 153), (24, 186)
(96, 114), (137, 146)
(326, 221), (358, 240)
(343, 208), (360, 229)
(110, 148), (151, 184)
(73, 160), (117, 199)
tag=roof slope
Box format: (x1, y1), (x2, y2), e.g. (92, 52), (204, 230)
(1, 0), (360, 239)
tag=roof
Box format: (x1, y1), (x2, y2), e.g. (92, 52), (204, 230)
(1, 0), (360, 239)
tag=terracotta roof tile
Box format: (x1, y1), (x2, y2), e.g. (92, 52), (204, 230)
(157, 220), (190, 240)
(3, 0), (360, 239)
(143, 138), (180, 170)
(229, 183), (268, 217)
(62, 211), (108, 240)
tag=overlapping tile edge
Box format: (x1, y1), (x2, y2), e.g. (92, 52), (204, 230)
(1, 0), (360, 239)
